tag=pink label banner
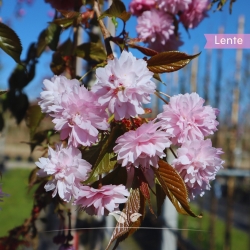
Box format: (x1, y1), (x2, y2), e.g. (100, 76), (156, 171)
(204, 34), (250, 49)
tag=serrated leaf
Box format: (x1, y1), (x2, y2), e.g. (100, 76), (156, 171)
(57, 38), (74, 56)
(154, 160), (201, 218)
(84, 126), (124, 184)
(147, 51), (200, 73)
(75, 42), (107, 62)
(50, 51), (66, 75)
(7, 91), (29, 124)
(106, 188), (144, 250)
(84, 152), (117, 184)
(99, 0), (131, 22)
(53, 18), (75, 29)
(37, 23), (62, 57)
(128, 43), (158, 57)
(25, 105), (45, 139)
(0, 22), (22, 64)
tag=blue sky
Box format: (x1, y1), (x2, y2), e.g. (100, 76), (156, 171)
(0, 0), (249, 118)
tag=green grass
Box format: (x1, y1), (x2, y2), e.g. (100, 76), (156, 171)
(179, 204), (249, 250)
(0, 168), (34, 237)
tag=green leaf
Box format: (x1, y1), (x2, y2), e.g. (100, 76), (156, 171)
(52, 11), (80, 29)
(37, 23), (62, 57)
(91, 165), (127, 189)
(147, 51), (200, 74)
(57, 38), (74, 56)
(84, 125), (124, 183)
(7, 91), (29, 124)
(8, 63), (36, 91)
(0, 23), (22, 64)
(106, 188), (145, 250)
(75, 42), (107, 62)
(52, 17), (76, 29)
(99, 0), (131, 22)
(112, 17), (118, 28)
(50, 51), (66, 75)
(154, 160), (202, 218)
(25, 105), (45, 139)
(84, 152), (117, 184)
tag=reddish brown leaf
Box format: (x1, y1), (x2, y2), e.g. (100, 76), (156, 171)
(154, 160), (202, 218)
(147, 51), (200, 73)
(106, 188), (145, 250)
(57, 10), (79, 19)
(139, 177), (155, 215)
(128, 43), (158, 57)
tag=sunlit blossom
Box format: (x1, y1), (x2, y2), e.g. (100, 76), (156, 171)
(51, 86), (109, 147)
(92, 50), (155, 120)
(114, 121), (172, 169)
(39, 75), (79, 114)
(36, 144), (92, 202)
(171, 139), (224, 199)
(157, 93), (219, 145)
(74, 185), (130, 216)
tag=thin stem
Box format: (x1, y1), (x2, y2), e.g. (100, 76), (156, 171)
(155, 89), (171, 99)
(98, 174), (102, 188)
(93, 0), (114, 60)
(79, 69), (93, 82)
(170, 146), (177, 159)
(154, 91), (168, 104)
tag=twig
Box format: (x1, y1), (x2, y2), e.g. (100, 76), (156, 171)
(170, 146), (177, 159)
(154, 91), (168, 104)
(93, 0), (114, 60)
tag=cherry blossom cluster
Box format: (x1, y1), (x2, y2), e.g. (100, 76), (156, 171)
(157, 93), (224, 198)
(130, 0), (210, 52)
(37, 50), (223, 217)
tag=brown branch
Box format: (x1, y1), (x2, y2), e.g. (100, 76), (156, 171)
(93, 0), (114, 60)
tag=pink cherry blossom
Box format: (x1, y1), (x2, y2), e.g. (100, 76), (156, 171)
(129, 0), (156, 16)
(36, 144), (92, 202)
(171, 139), (224, 199)
(92, 50), (156, 120)
(39, 75), (79, 114)
(136, 9), (174, 47)
(180, 0), (210, 29)
(74, 185), (129, 216)
(51, 86), (109, 147)
(113, 121), (172, 169)
(148, 33), (183, 52)
(157, 93), (219, 145)
(156, 0), (191, 14)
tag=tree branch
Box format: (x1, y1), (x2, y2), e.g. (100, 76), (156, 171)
(93, 0), (114, 60)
